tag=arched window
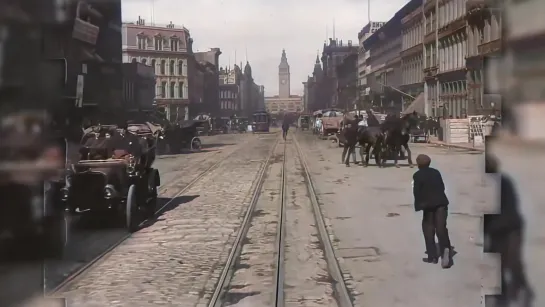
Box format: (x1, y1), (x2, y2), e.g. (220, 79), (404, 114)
(160, 60), (166, 75)
(170, 82), (175, 98)
(141, 58), (147, 65)
(169, 60), (175, 75)
(178, 60), (184, 76)
(178, 82), (184, 98)
(151, 59), (156, 73)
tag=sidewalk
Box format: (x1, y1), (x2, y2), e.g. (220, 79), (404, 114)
(427, 136), (485, 152)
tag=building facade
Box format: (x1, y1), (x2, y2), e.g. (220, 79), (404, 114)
(265, 50), (303, 115)
(466, 0), (502, 115)
(303, 55), (324, 112)
(358, 22), (386, 107)
(436, 0), (469, 118)
(321, 39), (358, 108)
(122, 18), (196, 121)
(400, 0), (425, 113)
(336, 53), (359, 110)
(218, 65), (242, 118)
(363, 17), (403, 112)
(193, 48), (222, 117)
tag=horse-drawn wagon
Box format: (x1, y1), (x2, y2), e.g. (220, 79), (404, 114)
(60, 123), (160, 232)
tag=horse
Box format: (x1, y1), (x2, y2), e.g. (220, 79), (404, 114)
(355, 110), (385, 167)
(380, 112), (418, 167)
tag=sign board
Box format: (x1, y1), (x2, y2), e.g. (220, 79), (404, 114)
(72, 18), (99, 45)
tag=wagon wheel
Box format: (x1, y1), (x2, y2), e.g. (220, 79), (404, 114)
(126, 184), (139, 232)
(190, 137), (202, 151)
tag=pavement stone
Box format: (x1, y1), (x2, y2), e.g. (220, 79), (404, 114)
(49, 134), (275, 306)
(296, 131), (499, 307)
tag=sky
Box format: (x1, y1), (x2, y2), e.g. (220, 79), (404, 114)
(121, 0), (410, 96)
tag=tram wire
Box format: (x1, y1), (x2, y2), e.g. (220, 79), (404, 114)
(48, 136), (256, 296)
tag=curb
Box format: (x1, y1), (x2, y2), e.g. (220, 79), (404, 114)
(428, 141), (485, 152)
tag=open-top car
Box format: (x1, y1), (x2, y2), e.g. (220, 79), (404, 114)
(61, 123), (160, 232)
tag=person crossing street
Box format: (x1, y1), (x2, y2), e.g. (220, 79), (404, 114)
(282, 119), (290, 140)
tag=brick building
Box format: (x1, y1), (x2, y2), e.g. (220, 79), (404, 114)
(303, 55), (324, 112)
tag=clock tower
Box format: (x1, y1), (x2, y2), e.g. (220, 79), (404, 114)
(278, 49), (290, 98)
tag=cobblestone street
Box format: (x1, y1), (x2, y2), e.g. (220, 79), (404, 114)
(296, 131), (499, 307)
(56, 134), (276, 306)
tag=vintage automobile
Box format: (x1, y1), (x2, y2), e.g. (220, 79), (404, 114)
(176, 120), (204, 150)
(0, 111), (68, 258)
(61, 124), (160, 232)
(319, 109), (344, 138)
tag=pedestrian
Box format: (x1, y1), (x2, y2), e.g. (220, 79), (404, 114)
(282, 119), (290, 140)
(341, 115), (358, 167)
(412, 154), (452, 268)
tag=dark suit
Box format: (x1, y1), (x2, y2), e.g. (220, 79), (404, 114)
(413, 167), (451, 258)
(341, 119), (358, 165)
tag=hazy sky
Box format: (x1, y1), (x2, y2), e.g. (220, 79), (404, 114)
(122, 0), (409, 96)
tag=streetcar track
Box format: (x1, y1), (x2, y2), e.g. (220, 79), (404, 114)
(211, 133), (352, 307)
(292, 134), (353, 307)
(207, 136), (281, 307)
(48, 136), (257, 296)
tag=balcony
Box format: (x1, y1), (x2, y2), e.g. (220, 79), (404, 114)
(402, 7), (423, 25)
(423, 66), (438, 80)
(478, 38), (502, 56)
(438, 18), (466, 39)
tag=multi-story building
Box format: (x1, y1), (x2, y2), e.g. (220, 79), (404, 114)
(399, 0), (425, 113)
(122, 18), (196, 121)
(239, 62), (265, 117)
(193, 48), (222, 116)
(423, 0), (440, 117)
(218, 65), (242, 118)
(265, 50), (303, 114)
(303, 55), (324, 112)
(363, 17), (403, 112)
(466, 0), (502, 115)
(321, 39), (358, 108)
(436, 0), (468, 118)
(336, 53), (359, 110)
(358, 22), (386, 106)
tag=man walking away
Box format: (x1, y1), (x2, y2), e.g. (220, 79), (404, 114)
(412, 154), (452, 268)
(341, 115), (359, 167)
(282, 120), (290, 140)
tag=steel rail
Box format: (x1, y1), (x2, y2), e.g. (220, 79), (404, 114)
(208, 136), (281, 307)
(292, 134), (354, 307)
(273, 137), (287, 307)
(48, 137), (254, 295)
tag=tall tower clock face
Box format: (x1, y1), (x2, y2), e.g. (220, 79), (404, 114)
(281, 79), (286, 84)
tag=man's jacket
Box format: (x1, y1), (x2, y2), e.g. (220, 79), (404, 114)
(412, 167), (449, 211)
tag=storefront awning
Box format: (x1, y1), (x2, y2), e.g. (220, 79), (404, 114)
(401, 92), (425, 115)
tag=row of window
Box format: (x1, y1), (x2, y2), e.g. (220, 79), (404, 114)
(402, 21), (424, 50)
(220, 91), (237, 99)
(220, 100), (237, 110)
(131, 57), (187, 76)
(438, 0), (467, 28)
(401, 55), (424, 85)
(467, 14), (501, 57)
(137, 36), (181, 51)
(156, 81), (186, 99)
(424, 11), (437, 35)
(439, 33), (466, 71)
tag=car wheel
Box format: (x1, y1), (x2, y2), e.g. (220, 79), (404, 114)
(126, 184), (139, 232)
